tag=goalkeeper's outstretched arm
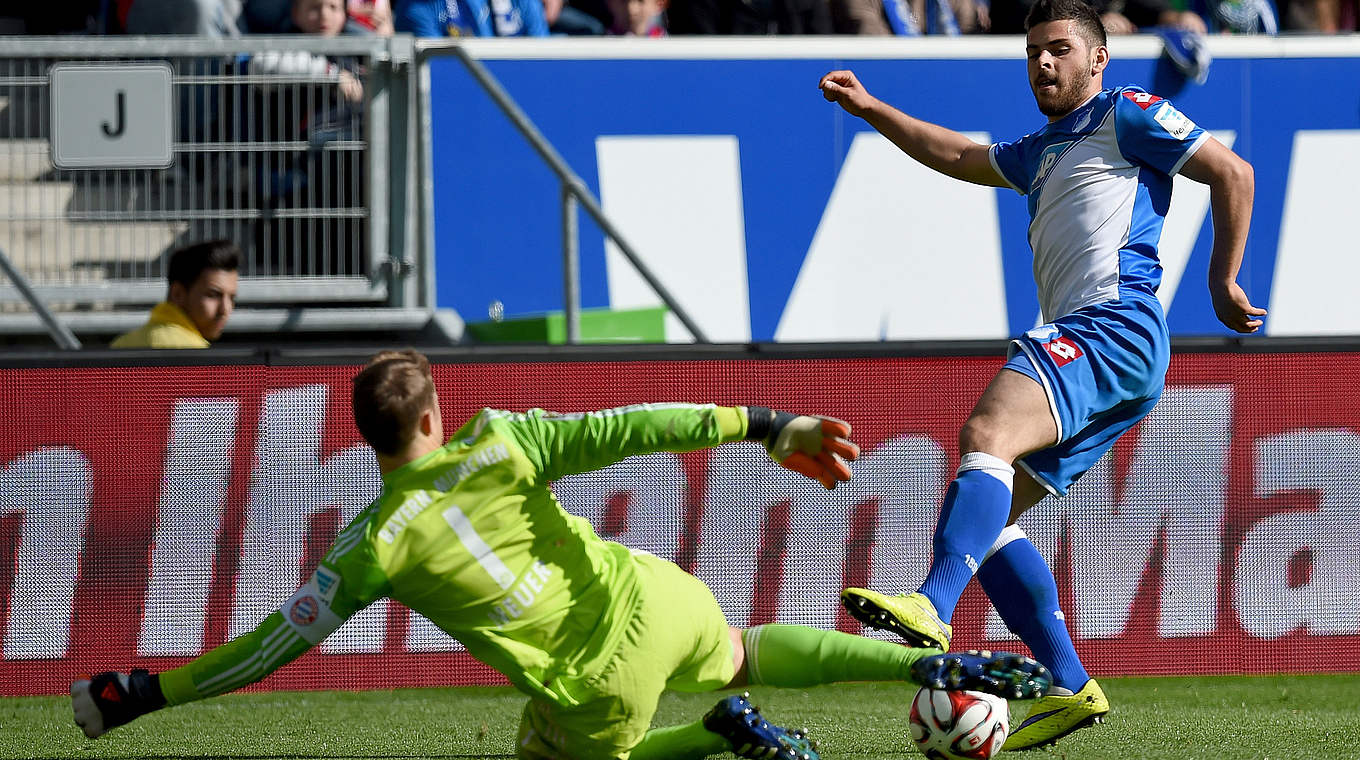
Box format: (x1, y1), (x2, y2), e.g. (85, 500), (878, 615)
(501, 403), (859, 490)
(74, 550), (378, 740)
(72, 611), (315, 738)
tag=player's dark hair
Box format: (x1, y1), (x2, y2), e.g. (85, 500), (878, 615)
(352, 349), (438, 457)
(1025, 0), (1107, 49)
(167, 239), (241, 290)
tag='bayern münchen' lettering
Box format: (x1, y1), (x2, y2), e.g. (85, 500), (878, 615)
(433, 443), (510, 492)
(378, 490), (434, 544)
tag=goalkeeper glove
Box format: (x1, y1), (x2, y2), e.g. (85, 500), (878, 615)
(745, 406), (860, 489)
(72, 669), (166, 738)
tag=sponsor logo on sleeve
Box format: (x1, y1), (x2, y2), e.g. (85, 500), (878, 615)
(1153, 102), (1196, 140)
(1123, 91), (1163, 110)
(314, 567), (339, 605)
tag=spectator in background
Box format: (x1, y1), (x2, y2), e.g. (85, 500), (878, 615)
(245, 0), (394, 33)
(17, 5), (105, 33)
(547, 0), (613, 33)
(830, 0), (896, 32)
(244, 0), (297, 30)
(831, 0), (984, 33)
(246, 0), (373, 103)
(667, 0), (832, 33)
(987, 0), (1206, 33)
(392, 0), (549, 36)
(1278, 0), (1354, 29)
(1279, 0), (1353, 29)
(1101, 0), (1207, 33)
(291, 0), (354, 33)
(111, 240), (240, 349)
(1197, 0), (1277, 31)
(606, 0), (668, 33)
(952, 0), (990, 30)
(118, 0), (247, 35)
(347, 0), (397, 31)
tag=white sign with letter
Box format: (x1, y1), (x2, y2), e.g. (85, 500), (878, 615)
(49, 63), (174, 170)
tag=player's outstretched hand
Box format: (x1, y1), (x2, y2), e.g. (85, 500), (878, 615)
(72, 669), (166, 738)
(1211, 281), (1266, 333)
(746, 407), (860, 489)
(819, 70), (879, 119)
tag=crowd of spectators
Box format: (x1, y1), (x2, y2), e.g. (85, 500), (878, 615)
(7, 0), (1357, 38)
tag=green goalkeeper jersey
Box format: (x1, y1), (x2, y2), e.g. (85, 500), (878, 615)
(159, 403), (748, 708)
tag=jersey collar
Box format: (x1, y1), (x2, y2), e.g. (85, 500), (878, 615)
(148, 301), (205, 338)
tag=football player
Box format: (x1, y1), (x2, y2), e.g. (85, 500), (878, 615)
(821, 0), (1262, 748)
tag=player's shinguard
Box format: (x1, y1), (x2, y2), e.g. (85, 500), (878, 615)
(703, 692), (820, 760)
(1003, 677), (1109, 750)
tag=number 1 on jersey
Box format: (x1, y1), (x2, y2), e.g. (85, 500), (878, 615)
(443, 505), (517, 590)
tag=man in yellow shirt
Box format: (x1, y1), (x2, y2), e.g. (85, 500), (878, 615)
(111, 240), (240, 348)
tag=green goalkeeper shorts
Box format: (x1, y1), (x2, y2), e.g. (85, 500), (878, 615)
(516, 551), (735, 760)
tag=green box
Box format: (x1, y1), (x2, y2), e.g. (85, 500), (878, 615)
(466, 306), (668, 344)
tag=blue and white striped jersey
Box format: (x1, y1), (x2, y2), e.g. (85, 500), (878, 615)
(990, 87), (1208, 322)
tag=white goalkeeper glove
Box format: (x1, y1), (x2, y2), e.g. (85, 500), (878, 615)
(745, 406), (860, 489)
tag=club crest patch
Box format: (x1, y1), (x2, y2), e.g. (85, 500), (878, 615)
(290, 595), (319, 626)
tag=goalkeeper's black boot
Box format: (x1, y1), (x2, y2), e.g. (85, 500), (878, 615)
(703, 691), (820, 760)
(72, 669), (166, 738)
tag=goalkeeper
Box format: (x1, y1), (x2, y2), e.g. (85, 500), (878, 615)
(73, 349), (1050, 760)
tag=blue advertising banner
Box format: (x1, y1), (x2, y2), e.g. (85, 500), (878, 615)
(426, 38), (1360, 342)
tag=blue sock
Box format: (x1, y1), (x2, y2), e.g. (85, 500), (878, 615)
(977, 526), (1089, 692)
(917, 452), (1014, 623)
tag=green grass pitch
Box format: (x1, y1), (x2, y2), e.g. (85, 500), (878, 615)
(8, 674), (1359, 759)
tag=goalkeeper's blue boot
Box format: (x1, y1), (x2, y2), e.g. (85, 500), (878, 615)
(1003, 678), (1109, 750)
(911, 649), (1052, 701)
(840, 589), (952, 650)
(703, 692), (820, 760)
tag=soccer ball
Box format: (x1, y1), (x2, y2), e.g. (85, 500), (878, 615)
(908, 687), (1009, 760)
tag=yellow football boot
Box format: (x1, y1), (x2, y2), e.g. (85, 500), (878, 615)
(838, 589), (952, 651)
(1003, 678), (1110, 750)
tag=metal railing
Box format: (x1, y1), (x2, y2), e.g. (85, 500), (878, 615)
(0, 36), (425, 334)
(419, 42), (710, 344)
(0, 244), (79, 348)
(0, 35), (699, 347)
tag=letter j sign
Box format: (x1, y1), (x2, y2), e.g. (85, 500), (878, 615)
(49, 63), (174, 170)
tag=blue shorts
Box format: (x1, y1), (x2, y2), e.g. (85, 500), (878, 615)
(1003, 294), (1170, 496)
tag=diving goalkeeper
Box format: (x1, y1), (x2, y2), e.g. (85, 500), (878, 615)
(73, 349), (1050, 760)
